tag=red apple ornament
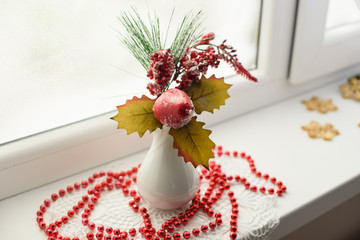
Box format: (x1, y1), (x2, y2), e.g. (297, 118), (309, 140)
(153, 89), (194, 129)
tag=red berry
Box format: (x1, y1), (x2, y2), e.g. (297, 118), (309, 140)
(153, 89), (194, 129)
(201, 32), (215, 44)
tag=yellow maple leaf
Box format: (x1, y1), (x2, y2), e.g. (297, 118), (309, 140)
(111, 95), (162, 137)
(169, 116), (215, 169)
(186, 75), (232, 114)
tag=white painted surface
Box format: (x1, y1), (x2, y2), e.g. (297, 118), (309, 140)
(0, 78), (359, 239)
(289, 0), (360, 84)
(210, 79), (360, 238)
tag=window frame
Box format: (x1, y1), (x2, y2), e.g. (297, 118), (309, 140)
(289, 0), (360, 84)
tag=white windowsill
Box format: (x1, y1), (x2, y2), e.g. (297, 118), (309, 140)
(0, 75), (359, 239)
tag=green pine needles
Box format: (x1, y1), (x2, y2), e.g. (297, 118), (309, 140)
(118, 7), (205, 70)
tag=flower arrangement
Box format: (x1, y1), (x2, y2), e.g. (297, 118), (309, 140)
(111, 9), (257, 169)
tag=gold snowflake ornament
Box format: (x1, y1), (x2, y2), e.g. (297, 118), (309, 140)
(340, 75), (360, 101)
(301, 121), (339, 141)
(301, 97), (338, 113)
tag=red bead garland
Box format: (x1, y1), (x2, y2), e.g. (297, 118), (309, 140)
(36, 146), (286, 240)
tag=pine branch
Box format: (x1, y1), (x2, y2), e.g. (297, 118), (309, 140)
(163, 8), (175, 47)
(170, 11), (205, 65)
(117, 8), (205, 71)
(149, 11), (162, 51)
(117, 8), (161, 69)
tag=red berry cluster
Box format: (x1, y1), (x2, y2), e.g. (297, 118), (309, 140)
(176, 46), (220, 91)
(147, 82), (163, 96)
(145, 32), (257, 95)
(147, 49), (175, 96)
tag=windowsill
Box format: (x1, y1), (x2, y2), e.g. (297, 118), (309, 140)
(1, 77), (359, 239)
(209, 79), (360, 238)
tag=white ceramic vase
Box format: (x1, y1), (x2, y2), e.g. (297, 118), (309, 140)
(137, 127), (200, 209)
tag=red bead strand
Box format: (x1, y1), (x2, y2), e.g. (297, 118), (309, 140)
(36, 146), (286, 240)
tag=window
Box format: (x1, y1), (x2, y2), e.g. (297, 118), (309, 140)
(0, 0), (261, 145)
(3, 0), (359, 200)
(0, 0), (266, 199)
(326, 0), (360, 29)
(289, 0), (360, 84)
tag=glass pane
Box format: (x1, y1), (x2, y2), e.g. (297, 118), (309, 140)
(0, 0), (261, 144)
(326, 0), (360, 30)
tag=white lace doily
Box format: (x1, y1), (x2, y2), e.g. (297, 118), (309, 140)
(42, 152), (279, 240)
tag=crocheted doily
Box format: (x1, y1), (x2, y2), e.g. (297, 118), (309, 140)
(42, 152), (279, 240)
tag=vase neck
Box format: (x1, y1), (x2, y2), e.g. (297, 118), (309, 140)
(147, 127), (185, 166)
(152, 127), (173, 149)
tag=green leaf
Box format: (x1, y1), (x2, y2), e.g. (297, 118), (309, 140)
(186, 75), (232, 114)
(111, 95), (162, 137)
(169, 117), (215, 169)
